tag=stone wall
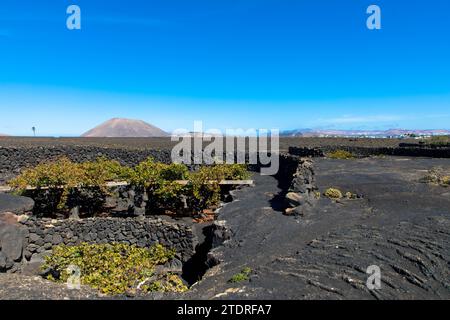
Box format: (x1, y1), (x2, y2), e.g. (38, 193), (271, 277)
(0, 146), (172, 184)
(285, 147), (325, 158)
(283, 158), (318, 216)
(289, 146), (450, 158)
(0, 216), (197, 274)
(0, 146), (268, 183)
(274, 154), (303, 190)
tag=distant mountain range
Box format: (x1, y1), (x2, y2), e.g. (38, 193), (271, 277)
(81, 118), (169, 137)
(281, 129), (450, 138)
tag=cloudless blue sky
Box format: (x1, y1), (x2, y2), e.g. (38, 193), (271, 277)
(0, 0), (449, 136)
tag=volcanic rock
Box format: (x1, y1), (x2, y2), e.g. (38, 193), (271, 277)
(0, 194), (34, 215)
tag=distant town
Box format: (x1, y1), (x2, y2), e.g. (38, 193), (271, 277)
(281, 129), (450, 139)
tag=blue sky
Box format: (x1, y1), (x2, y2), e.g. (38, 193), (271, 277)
(0, 0), (449, 136)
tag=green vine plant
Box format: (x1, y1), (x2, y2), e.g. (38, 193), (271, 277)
(188, 163), (250, 212)
(42, 243), (188, 295)
(128, 158), (190, 214)
(8, 157), (130, 212)
(8, 157), (250, 217)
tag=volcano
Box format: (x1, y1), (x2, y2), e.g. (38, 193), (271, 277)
(81, 118), (169, 137)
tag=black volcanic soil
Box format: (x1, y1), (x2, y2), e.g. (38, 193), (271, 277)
(0, 274), (99, 300)
(0, 136), (416, 151)
(185, 157), (450, 299)
(0, 137), (449, 299)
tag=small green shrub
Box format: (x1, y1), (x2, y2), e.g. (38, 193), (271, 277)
(421, 168), (450, 187)
(143, 273), (188, 293)
(41, 243), (187, 295)
(129, 158), (190, 213)
(421, 168), (441, 184)
(324, 188), (343, 199)
(327, 150), (355, 160)
(128, 158), (189, 188)
(219, 163), (251, 180)
(187, 163), (250, 211)
(228, 267), (252, 283)
(441, 176), (450, 186)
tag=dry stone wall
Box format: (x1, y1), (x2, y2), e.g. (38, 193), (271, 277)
(289, 146), (450, 158)
(0, 146), (172, 184)
(0, 216), (198, 274)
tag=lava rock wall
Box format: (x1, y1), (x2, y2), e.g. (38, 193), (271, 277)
(289, 146), (450, 158)
(0, 146), (172, 184)
(1, 216), (197, 274)
(283, 158), (318, 216)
